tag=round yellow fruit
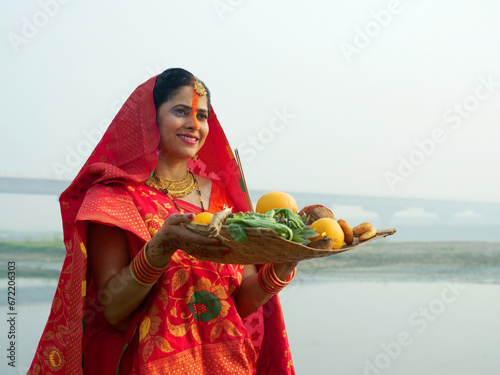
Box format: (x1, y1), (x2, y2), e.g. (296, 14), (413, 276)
(310, 218), (345, 250)
(192, 212), (214, 224)
(255, 191), (298, 214)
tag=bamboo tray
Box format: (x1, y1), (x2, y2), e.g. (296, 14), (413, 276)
(185, 222), (396, 264)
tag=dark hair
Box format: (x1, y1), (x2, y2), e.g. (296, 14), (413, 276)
(153, 68), (211, 112)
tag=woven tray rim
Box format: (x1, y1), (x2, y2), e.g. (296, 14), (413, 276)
(185, 222), (396, 264)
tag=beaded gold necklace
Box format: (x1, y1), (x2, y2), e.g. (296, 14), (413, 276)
(145, 169), (205, 213)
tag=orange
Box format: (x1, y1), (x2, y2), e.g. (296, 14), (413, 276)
(192, 212), (214, 224)
(310, 218), (345, 250)
(255, 191), (298, 214)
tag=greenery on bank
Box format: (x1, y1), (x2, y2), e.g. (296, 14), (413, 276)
(9, 267), (63, 279)
(0, 238), (65, 279)
(0, 237), (65, 261)
(1, 238), (499, 282)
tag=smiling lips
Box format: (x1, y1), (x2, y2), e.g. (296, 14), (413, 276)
(177, 134), (199, 145)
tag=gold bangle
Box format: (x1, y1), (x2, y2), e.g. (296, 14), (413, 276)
(269, 264), (296, 287)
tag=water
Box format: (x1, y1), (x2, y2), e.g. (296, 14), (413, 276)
(281, 281), (500, 375)
(298, 240), (500, 284)
(0, 279), (57, 374)
(1, 240), (499, 374)
(1, 303), (53, 374)
(2, 279), (499, 374)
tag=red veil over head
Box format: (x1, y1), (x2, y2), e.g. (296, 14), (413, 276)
(28, 74), (295, 374)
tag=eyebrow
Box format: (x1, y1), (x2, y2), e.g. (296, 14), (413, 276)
(172, 104), (209, 114)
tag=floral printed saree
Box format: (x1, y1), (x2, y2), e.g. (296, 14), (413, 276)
(28, 74), (295, 375)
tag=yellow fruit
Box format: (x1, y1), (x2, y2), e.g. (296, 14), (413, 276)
(192, 212), (214, 224)
(310, 218), (345, 250)
(255, 191), (298, 214)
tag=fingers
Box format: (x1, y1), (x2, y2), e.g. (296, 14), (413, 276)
(185, 243), (230, 259)
(160, 214), (221, 245)
(200, 238), (229, 250)
(162, 213), (232, 259)
(165, 213), (195, 226)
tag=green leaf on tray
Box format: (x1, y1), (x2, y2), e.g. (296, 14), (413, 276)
(225, 209), (316, 244)
(228, 224), (248, 243)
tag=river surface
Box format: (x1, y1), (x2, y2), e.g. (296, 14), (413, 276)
(1, 240), (500, 374)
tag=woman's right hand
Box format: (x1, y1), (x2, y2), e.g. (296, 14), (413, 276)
(147, 213), (229, 267)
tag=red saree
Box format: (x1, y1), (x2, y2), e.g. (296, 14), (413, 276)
(28, 74), (295, 374)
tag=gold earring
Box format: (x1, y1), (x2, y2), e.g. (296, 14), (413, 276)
(192, 153), (198, 162)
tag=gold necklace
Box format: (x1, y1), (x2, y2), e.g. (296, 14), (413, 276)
(145, 170), (205, 213)
(151, 169), (195, 198)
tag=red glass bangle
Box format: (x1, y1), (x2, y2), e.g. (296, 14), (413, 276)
(129, 242), (167, 286)
(257, 264), (296, 295)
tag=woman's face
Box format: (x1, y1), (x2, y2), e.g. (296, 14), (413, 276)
(156, 85), (209, 161)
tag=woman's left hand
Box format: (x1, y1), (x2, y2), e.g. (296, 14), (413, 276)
(271, 261), (299, 281)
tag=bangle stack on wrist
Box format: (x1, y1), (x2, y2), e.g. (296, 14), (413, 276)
(257, 264), (296, 295)
(130, 242), (167, 286)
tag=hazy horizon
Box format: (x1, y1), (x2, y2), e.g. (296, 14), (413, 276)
(2, 0), (500, 206)
(1, 190), (499, 241)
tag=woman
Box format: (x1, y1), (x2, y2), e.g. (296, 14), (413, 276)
(28, 68), (297, 374)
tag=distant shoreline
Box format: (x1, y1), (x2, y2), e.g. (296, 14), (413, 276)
(1, 239), (498, 282)
(3, 224), (500, 242)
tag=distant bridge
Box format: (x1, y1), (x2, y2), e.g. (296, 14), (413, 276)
(0, 176), (70, 196)
(1, 176), (499, 225)
(250, 190), (500, 226)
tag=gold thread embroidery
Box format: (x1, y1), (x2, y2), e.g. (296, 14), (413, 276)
(80, 242), (87, 258)
(49, 350), (62, 368)
(140, 316), (151, 342)
(142, 338), (255, 375)
(226, 145), (235, 159)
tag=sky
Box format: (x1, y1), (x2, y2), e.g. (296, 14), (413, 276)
(1, 0), (500, 231)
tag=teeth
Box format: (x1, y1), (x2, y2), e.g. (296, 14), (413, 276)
(178, 135), (197, 141)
